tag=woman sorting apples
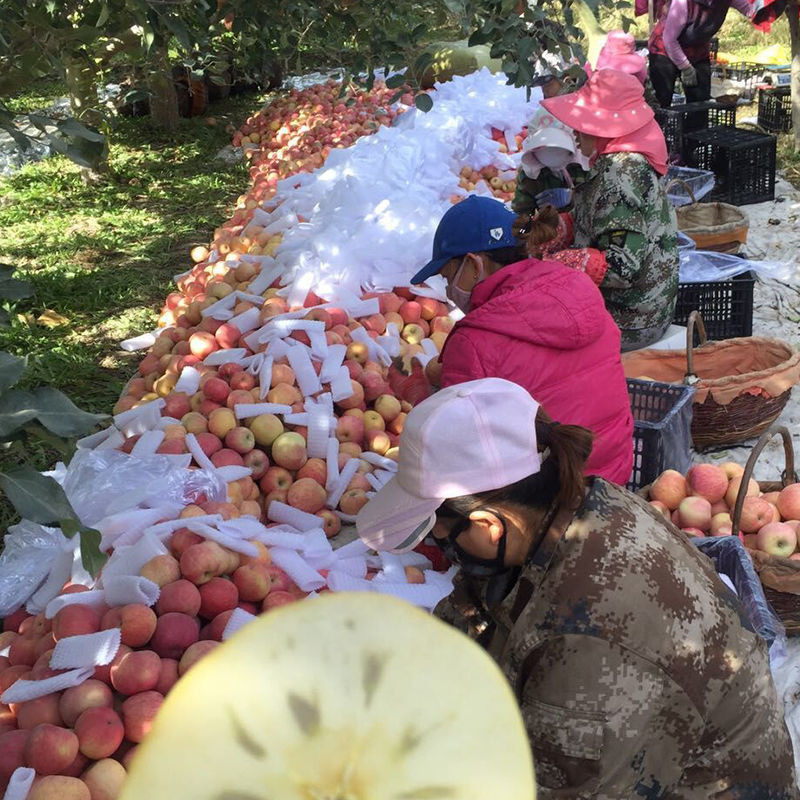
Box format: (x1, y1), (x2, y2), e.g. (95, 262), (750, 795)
(540, 68), (680, 351)
(356, 378), (799, 799)
(411, 194), (633, 486)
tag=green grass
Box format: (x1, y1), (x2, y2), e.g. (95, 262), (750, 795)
(0, 85), (259, 530)
(4, 78), (69, 114)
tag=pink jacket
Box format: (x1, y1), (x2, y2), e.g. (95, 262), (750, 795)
(440, 258), (634, 485)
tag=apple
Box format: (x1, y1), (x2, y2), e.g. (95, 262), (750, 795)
(336, 380), (365, 411)
(111, 650), (161, 696)
(287, 477), (327, 513)
(268, 383), (302, 406)
(677, 496), (712, 531)
(316, 509), (342, 538)
(339, 489), (370, 515)
(150, 613), (200, 660)
(649, 469), (688, 511)
(296, 458), (327, 487)
(271, 431), (308, 470)
(739, 496), (774, 534)
(225, 426), (256, 454)
(208, 407), (237, 439)
(82, 758), (127, 800)
(117, 604), (158, 648)
(756, 522), (798, 557)
(25, 723), (79, 775)
(140, 554), (181, 587)
(710, 512), (733, 536)
(648, 500), (670, 518)
(687, 464), (728, 503)
(59, 680), (113, 727)
(121, 691), (164, 744)
(778, 484), (800, 521)
(198, 577), (239, 619)
(249, 413), (284, 447)
(336, 415), (364, 444)
(202, 377), (230, 404)
(178, 641), (220, 676)
(53, 605), (101, 641)
(28, 776), (91, 800)
(374, 394), (401, 423)
(724, 476), (760, 509)
(74, 707), (125, 759)
(720, 461), (745, 480)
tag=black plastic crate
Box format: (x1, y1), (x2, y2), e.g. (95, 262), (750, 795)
(656, 102), (736, 162)
(685, 126), (776, 205)
(758, 86), (791, 133)
(626, 379), (695, 492)
(712, 61), (762, 98)
(673, 270), (755, 339)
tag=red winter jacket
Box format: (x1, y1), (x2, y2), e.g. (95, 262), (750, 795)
(439, 258), (634, 485)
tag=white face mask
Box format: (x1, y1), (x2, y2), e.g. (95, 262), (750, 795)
(535, 146), (572, 171)
(446, 257), (483, 313)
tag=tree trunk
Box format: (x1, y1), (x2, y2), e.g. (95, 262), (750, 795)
(64, 55), (103, 127)
(64, 54), (108, 183)
(147, 49), (179, 132)
(789, 0), (800, 151)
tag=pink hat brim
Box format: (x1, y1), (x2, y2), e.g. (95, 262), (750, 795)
(542, 89), (654, 139)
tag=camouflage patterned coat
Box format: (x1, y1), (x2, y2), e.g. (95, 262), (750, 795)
(435, 478), (798, 799)
(572, 152), (679, 350)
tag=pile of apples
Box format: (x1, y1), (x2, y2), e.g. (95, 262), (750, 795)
(451, 127), (524, 205)
(231, 79), (413, 208)
(646, 463), (800, 558)
(115, 286), (454, 524)
(0, 529), (432, 799)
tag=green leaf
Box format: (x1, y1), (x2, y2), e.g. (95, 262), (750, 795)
(163, 15), (193, 52)
(80, 527), (107, 577)
(60, 517), (81, 539)
(0, 276), (33, 301)
(56, 118), (106, 143)
(96, 2), (110, 28)
(0, 466), (75, 524)
(414, 93), (433, 113)
(31, 387), (107, 437)
(385, 72), (406, 89)
(0, 352), (26, 393)
(0, 389), (38, 437)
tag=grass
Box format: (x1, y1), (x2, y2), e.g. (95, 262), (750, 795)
(0, 81), (259, 530)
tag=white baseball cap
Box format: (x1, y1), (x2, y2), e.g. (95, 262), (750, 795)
(356, 378), (541, 553)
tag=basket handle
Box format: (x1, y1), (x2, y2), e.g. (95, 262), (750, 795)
(732, 424), (799, 536)
(684, 310), (707, 385)
(664, 178), (697, 205)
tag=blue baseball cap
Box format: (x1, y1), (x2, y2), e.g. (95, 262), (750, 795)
(411, 196), (520, 285)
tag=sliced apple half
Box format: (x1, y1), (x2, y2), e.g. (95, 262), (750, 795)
(121, 592), (535, 800)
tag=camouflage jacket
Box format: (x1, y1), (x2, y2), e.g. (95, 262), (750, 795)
(572, 152), (679, 349)
(512, 163), (588, 216)
(435, 479), (798, 799)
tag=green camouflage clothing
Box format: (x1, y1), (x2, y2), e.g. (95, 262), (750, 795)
(434, 478), (798, 799)
(572, 152), (679, 350)
(512, 163), (587, 216)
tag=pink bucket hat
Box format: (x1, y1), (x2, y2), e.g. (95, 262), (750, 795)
(593, 31), (647, 85)
(356, 378), (542, 553)
(541, 69), (654, 138)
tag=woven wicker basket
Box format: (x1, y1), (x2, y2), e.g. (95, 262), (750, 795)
(674, 184), (749, 254)
(622, 312), (800, 450)
(735, 426), (800, 635)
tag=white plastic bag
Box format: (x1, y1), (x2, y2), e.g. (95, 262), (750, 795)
(0, 521), (66, 617)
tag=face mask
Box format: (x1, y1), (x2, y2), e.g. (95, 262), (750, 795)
(434, 514), (511, 578)
(535, 146), (572, 171)
(446, 258), (482, 313)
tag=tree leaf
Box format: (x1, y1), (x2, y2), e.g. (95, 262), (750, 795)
(414, 93), (433, 113)
(0, 466), (75, 524)
(31, 387), (107, 437)
(79, 527), (107, 577)
(385, 72), (407, 89)
(60, 517), (80, 539)
(0, 276), (34, 301)
(0, 352), (26, 394)
(56, 118), (106, 143)
(0, 389), (37, 437)
(96, 1), (110, 28)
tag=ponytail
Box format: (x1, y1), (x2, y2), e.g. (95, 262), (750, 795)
(511, 204), (561, 258)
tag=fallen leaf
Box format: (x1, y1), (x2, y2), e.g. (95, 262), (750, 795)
(37, 309), (70, 328)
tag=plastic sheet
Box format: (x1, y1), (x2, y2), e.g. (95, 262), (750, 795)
(679, 250), (794, 284)
(691, 536), (786, 657)
(0, 522), (66, 617)
(61, 449), (225, 525)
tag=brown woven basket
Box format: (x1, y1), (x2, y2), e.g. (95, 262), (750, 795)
(622, 312), (800, 450)
(674, 184), (749, 254)
(735, 426), (800, 635)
